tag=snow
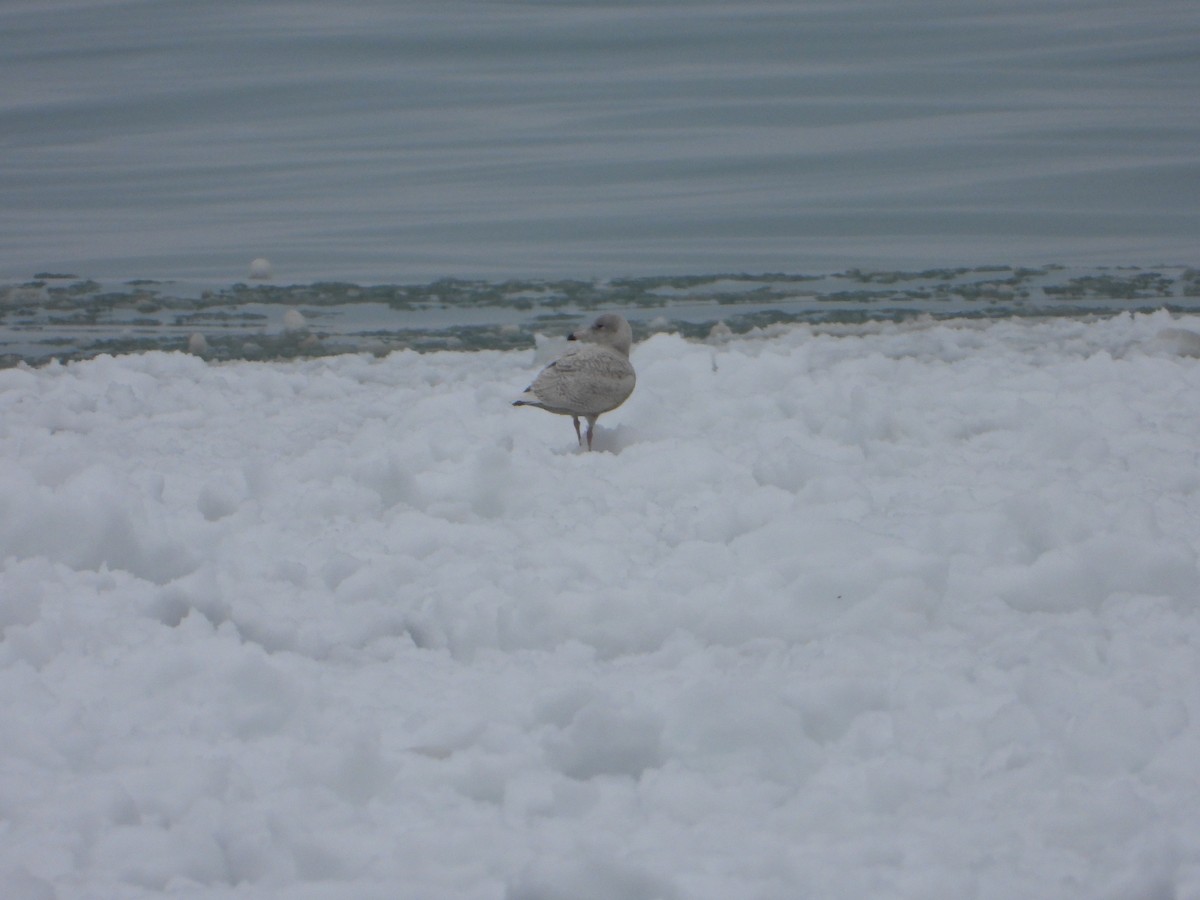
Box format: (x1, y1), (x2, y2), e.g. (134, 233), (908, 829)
(2, 312), (1200, 899)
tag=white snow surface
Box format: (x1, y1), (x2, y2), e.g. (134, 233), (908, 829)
(3, 313), (1200, 899)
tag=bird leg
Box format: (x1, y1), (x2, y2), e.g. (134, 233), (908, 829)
(572, 415), (583, 446)
(585, 416), (597, 451)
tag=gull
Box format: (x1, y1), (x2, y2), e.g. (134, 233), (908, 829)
(513, 313), (636, 450)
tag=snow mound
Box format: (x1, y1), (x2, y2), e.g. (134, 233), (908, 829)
(2, 312), (1200, 897)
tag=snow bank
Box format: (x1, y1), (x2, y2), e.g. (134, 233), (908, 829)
(2, 312), (1199, 898)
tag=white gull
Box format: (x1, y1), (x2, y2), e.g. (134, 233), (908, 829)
(513, 313), (636, 450)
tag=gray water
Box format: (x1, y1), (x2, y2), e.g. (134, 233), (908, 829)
(2, 1), (1198, 364)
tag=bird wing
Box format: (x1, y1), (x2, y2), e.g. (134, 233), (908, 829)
(525, 345), (635, 415)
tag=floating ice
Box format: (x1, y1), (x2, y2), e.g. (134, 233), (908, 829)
(248, 257), (273, 280)
(282, 308), (308, 333)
